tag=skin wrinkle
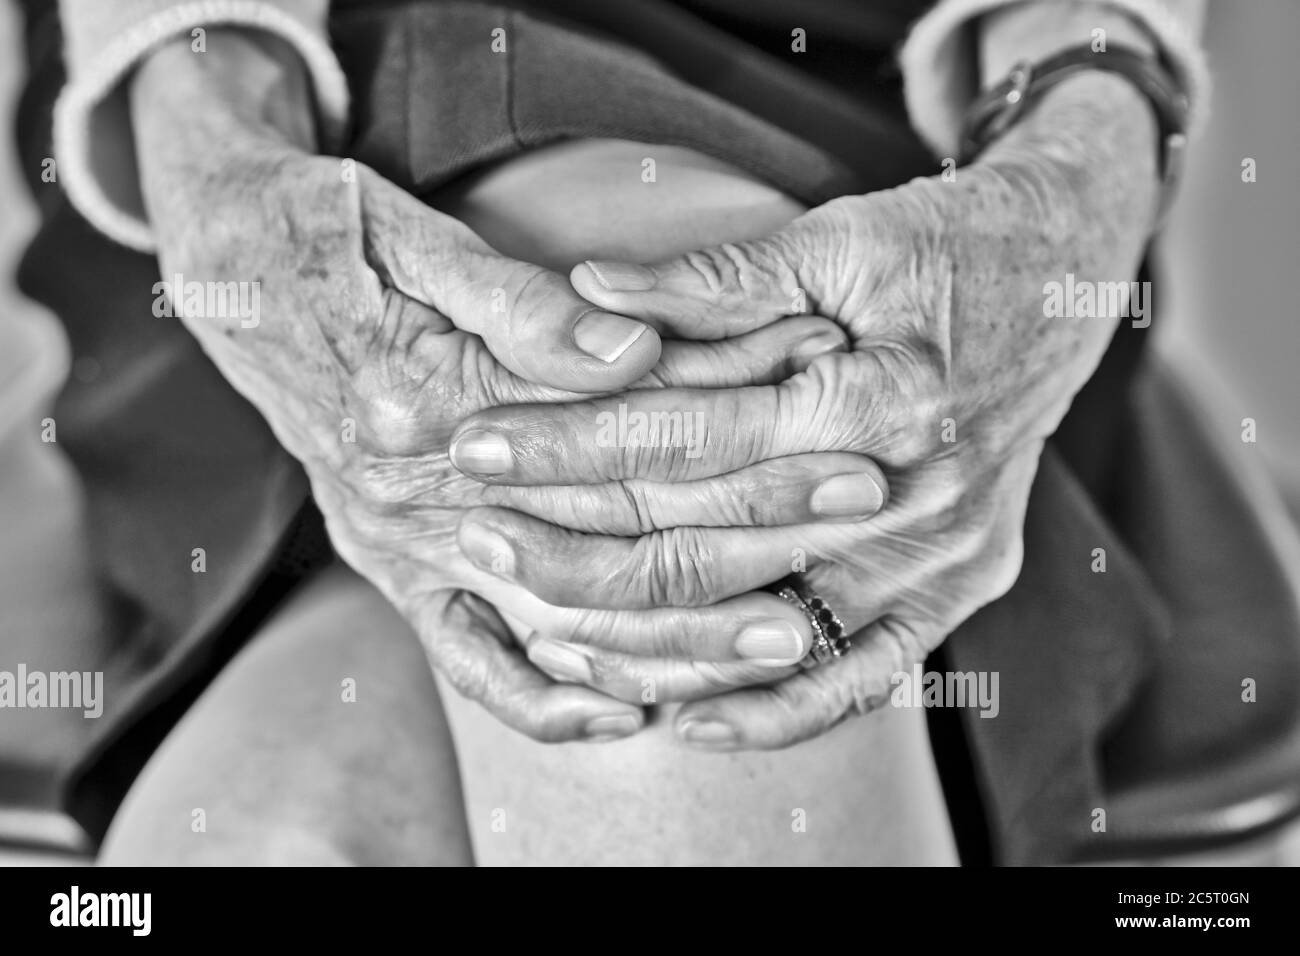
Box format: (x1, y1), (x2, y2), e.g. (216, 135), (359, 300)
(503, 266), (550, 360)
(748, 233), (801, 312)
(619, 480), (656, 537)
(359, 457), (470, 511)
(662, 525), (720, 608)
(485, 456), (859, 537)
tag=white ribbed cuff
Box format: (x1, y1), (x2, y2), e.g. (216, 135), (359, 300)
(54, 0), (349, 252)
(899, 0), (1209, 159)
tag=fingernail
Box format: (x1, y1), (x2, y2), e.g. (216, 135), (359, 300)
(584, 713), (640, 741)
(793, 330), (847, 365)
(734, 618), (805, 664)
(573, 311), (648, 363)
(459, 524), (515, 577)
(528, 638), (592, 683)
(450, 429), (513, 476)
(810, 473), (885, 518)
(583, 260), (657, 292)
(680, 719), (738, 750)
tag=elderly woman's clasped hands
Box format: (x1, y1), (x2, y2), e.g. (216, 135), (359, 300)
(135, 34), (1157, 752)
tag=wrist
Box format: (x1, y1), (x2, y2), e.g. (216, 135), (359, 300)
(131, 27), (317, 157)
(978, 70), (1160, 239)
(974, 4), (1169, 232)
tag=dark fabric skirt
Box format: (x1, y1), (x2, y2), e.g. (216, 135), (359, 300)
(14, 0), (1300, 862)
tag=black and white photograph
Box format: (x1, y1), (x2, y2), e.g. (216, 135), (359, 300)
(0, 0), (1297, 896)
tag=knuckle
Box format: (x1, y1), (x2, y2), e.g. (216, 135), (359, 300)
(615, 481), (658, 535)
(347, 363), (421, 456)
(749, 234), (803, 303)
(711, 463), (781, 526)
(619, 428), (694, 482)
(709, 391), (765, 463)
(723, 241), (779, 303)
(862, 345), (951, 467)
(357, 400), (426, 456)
(784, 317), (956, 469)
(683, 243), (789, 309)
(637, 527), (719, 608)
(731, 482), (772, 526)
(346, 306), (460, 458)
(682, 248), (734, 298)
(788, 352), (878, 453)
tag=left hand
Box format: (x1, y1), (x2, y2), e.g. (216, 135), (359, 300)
(449, 73), (1160, 748)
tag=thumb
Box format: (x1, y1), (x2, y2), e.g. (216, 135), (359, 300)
(569, 210), (834, 340)
(360, 168), (660, 393)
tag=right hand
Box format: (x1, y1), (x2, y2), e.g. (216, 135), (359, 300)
(127, 30), (882, 741)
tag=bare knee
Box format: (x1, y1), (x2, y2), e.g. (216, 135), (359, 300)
(99, 565), (472, 865)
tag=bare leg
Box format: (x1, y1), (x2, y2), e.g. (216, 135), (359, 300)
(98, 564), (472, 865)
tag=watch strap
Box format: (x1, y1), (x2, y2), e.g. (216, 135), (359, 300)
(959, 43), (1190, 226)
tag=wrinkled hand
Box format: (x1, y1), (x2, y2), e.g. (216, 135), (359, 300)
(448, 73), (1160, 748)
(127, 31), (882, 741)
